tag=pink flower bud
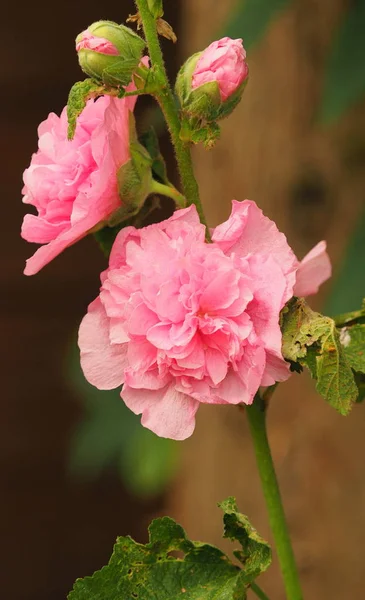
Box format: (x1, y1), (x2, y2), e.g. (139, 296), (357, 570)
(192, 37), (248, 101)
(76, 30), (119, 56)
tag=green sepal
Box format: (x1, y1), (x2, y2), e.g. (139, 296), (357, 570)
(147, 0), (164, 19)
(67, 79), (104, 140)
(281, 298), (358, 415)
(101, 57), (141, 87)
(139, 126), (169, 183)
(68, 497), (271, 600)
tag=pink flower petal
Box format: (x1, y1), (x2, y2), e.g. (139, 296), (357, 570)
(294, 241), (332, 297)
(121, 384), (199, 440)
(213, 200), (298, 302)
(79, 298), (127, 390)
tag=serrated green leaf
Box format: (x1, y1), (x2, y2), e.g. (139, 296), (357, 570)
(224, 0), (294, 49)
(68, 499), (271, 599)
(339, 323), (365, 373)
(67, 79), (104, 140)
(319, 2), (365, 123)
(281, 298), (357, 415)
(219, 497), (271, 585)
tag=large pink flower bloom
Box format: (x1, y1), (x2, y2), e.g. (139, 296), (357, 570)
(192, 37), (248, 101)
(21, 93), (137, 275)
(79, 201), (331, 440)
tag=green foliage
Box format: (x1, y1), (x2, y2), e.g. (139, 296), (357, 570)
(320, 1), (365, 123)
(68, 498), (271, 599)
(67, 79), (104, 140)
(281, 298), (358, 415)
(224, 0), (294, 49)
(68, 343), (178, 498)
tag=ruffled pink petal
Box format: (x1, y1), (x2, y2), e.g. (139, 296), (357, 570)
(294, 241), (332, 297)
(23, 208), (107, 275)
(21, 213), (68, 243)
(214, 344), (266, 405)
(76, 30), (120, 55)
(79, 298), (128, 389)
(121, 384), (199, 440)
(213, 200), (298, 302)
(261, 352), (290, 387)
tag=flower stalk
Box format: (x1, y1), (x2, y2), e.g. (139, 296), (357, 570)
(134, 0), (209, 232)
(246, 396), (303, 600)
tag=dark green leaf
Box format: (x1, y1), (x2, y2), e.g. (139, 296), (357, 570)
(223, 0), (294, 49)
(354, 371), (365, 403)
(281, 298), (357, 415)
(219, 497), (271, 585)
(67, 79), (104, 140)
(339, 323), (365, 373)
(68, 498), (271, 600)
(320, 2), (365, 123)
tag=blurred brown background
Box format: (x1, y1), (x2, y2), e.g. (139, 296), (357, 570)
(3, 0), (365, 598)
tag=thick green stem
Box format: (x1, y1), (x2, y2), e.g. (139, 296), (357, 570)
(134, 0), (209, 233)
(150, 179), (186, 208)
(246, 397), (303, 600)
(251, 582), (270, 600)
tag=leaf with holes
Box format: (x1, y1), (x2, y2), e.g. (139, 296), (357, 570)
(281, 298), (357, 415)
(68, 497), (271, 599)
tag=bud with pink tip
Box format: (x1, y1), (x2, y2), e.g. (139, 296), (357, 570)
(76, 20), (146, 87)
(176, 37), (248, 145)
(192, 37), (248, 102)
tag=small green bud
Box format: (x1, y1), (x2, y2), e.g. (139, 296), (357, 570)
(76, 20), (146, 87)
(148, 0), (164, 19)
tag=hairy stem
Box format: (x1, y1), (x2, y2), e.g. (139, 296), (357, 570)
(134, 0), (209, 233)
(246, 397), (303, 600)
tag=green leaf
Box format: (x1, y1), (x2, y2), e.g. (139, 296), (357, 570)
(224, 0), (294, 49)
(281, 298), (358, 415)
(339, 323), (365, 373)
(67, 79), (104, 140)
(68, 498), (271, 600)
(320, 2), (365, 123)
(219, 497), (271, 585)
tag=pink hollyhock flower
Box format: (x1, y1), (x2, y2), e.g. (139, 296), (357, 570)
(21, 92), (138, 276)
(192, 37), (248, 101)
(79, 200), (331, 440)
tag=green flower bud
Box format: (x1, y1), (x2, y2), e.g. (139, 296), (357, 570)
(76, 20), (146, 87)
(175, 37), (249, 145)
